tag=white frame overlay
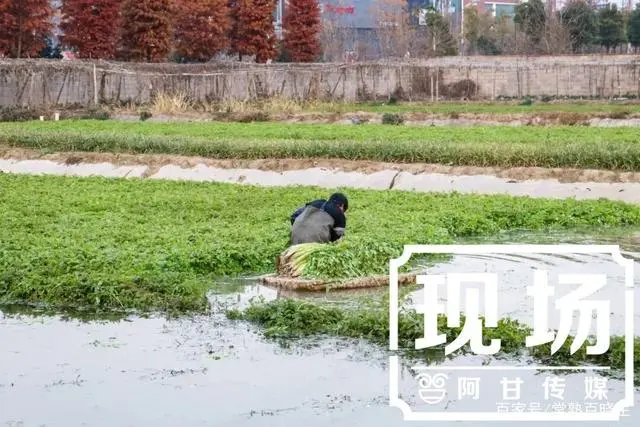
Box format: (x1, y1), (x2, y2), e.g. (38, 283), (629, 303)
(388, 244), (635, 421)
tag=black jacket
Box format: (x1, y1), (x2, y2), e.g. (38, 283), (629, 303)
(290, 199), (346, 241)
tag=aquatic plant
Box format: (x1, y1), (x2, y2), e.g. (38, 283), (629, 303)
(2, 173), (640, 313)
(226, 297), (640, 385)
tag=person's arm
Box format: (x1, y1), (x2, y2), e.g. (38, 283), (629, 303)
(328, 207), (346, 242)
(330, 227), (345, 242)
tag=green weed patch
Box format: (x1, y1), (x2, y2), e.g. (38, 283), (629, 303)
(1, 120), (640, 170)
(2, 173), (640, 314)
(226, 297), (640, 384)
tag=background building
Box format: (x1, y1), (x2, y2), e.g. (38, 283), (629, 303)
(274, 0), (638, 60)
(462, 0), (520, 18)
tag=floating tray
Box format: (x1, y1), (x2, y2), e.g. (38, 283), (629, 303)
(259, 273), (417, 292)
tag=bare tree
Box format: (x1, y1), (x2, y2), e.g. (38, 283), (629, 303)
(493, 13), (519, 55)
(318, 0), (366, 61)
(370, 0), (414, 59)
(542, 13), (572, 54)
(318, 10), (348, 61)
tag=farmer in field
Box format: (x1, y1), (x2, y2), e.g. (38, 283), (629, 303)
(290, 192), (348, 245)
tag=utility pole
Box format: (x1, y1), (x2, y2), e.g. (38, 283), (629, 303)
(460, 0), (465, 56)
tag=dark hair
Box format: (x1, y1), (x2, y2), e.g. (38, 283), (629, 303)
(329, 192), (348, 211)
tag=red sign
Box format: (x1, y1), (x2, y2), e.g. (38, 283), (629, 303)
(324, 4), (355, 13)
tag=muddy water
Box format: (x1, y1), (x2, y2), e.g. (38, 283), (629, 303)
(404, 229), (640, 337)
(2, 158), (640, 204)
(1, 230), (639, 426)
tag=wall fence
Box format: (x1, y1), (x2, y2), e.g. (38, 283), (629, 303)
(2, 55), (640, 107)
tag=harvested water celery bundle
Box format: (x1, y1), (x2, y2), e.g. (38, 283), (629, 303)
(277, 243), (326, 278)
(269, 239), (421, 291)
(276, 239), (408, 280)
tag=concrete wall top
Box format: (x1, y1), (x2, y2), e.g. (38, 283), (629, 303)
(2, 55), (640, 74)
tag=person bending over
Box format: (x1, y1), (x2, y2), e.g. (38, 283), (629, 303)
(290, 192), (348, 245)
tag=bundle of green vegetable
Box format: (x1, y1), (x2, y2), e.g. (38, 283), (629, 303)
(277, 243), (326, 277)
(276, 239), (425, 280)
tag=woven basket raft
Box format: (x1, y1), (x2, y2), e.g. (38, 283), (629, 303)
(259, 272), (417, 292)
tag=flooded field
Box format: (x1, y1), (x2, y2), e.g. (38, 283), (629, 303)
(1, 229), (639, 426)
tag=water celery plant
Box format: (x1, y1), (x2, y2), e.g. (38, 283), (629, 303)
(226, 297), (640, 385)
(3, 120), (640, 170)
(3, 173), (640, 314)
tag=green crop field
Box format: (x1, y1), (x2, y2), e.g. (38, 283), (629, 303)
(2, 172), (640, 314)
(1, 120), (640, 170)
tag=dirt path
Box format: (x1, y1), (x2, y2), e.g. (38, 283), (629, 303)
(2, 146), (640, 184)
(3, 149), (640, 204)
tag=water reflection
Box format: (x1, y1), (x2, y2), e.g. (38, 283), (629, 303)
(1, 227), (639, 426)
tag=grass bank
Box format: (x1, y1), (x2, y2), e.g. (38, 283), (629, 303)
(2, 173), (640, 314)
(140, 95), (640, 116)
(226, 297), (640, 384)
(302, 100), (640, 115)
(140, 92), (640, 115)
(125, 94), (640, 116)
(1, 120), (640, 170)
(6, 100), (640, 124)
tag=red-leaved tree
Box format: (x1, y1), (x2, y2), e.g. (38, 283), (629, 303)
(119, 0), (174, 61)
(283, 0), (321, 62)
(0, 0), (14, 56)
(173, 0), (231, 61)
(60, 0), (122, 59)
(233, 0), (278, 63)
(0, 0), (53, 58)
